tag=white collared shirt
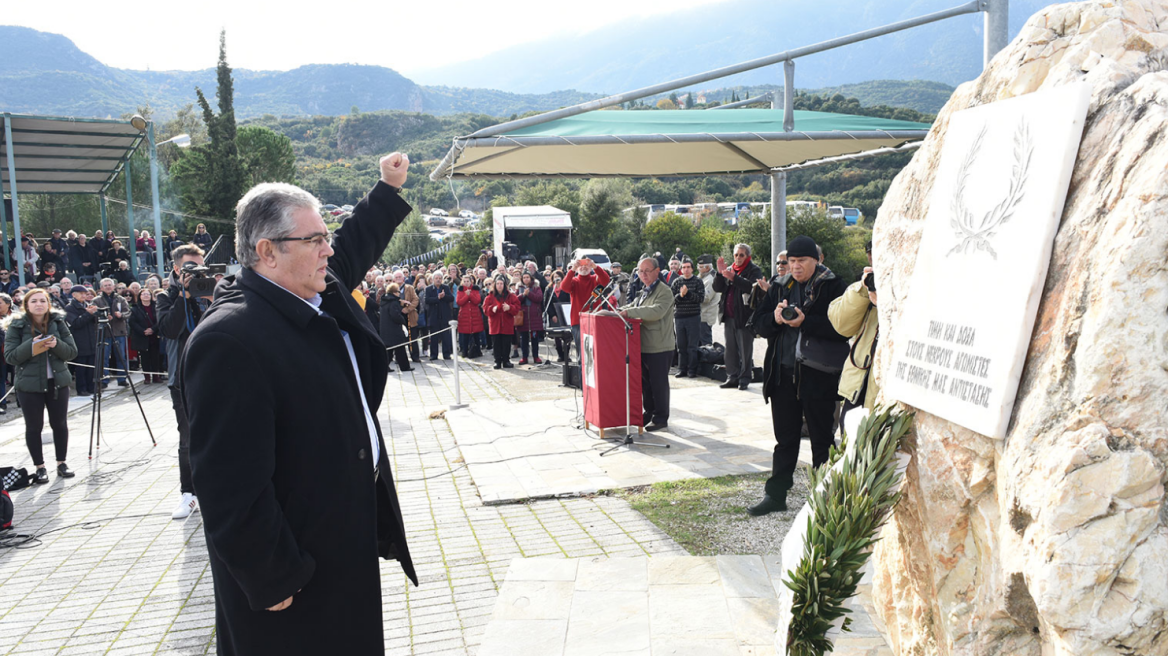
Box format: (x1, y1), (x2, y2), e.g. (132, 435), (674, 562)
(257, 273), (380, 471)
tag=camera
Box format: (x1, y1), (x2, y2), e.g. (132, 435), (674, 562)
(780, 305), (800, 322)
(94, 305), (111, 322)
(181, 261), (226, 297)
(863, 272), (876, 293)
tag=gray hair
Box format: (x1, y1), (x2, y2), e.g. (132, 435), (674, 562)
(734, 243), (752, 256)
(637, 256), (659, 271)
(235, 183), (321, 269)
(100, 278), (115, 288)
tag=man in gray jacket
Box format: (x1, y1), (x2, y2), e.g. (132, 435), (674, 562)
(93, 277), (131, 387)
(619, 256), (676, 432)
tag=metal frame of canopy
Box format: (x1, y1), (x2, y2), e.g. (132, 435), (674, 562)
(431, 0), (1010, 261)
(1, 113), (171, 285)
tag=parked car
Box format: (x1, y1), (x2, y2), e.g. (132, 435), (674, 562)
(330, 208), (346, 216)
(459, 209), (476, 219)
(322, 204), (339, 211)
(428, 216), (447, 227)
(828, 206), (845, 221)
(431, 208), (449, 217)
(429, 229), (445, 242)
(341, 204), (355, 212)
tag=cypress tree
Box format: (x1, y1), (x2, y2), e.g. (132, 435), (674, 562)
(194, 30), (246, 220)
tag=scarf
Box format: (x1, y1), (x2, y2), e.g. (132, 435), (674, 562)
(732, 255), (753, 275)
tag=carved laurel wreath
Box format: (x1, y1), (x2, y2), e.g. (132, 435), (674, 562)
(947, 120), (1034, 259)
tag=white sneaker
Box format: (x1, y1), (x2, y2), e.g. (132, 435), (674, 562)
(172, 493), (198, 520)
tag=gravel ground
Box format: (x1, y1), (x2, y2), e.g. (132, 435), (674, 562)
(615, 467), (812, 556)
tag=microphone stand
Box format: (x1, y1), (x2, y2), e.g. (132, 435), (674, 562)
(586, 284), (671, 457)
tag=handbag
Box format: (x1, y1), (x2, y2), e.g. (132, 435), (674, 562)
(1, 466), (31, 492)
(796, 331), (850, 374)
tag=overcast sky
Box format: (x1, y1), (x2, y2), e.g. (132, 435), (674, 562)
(6, 0), (731, 74)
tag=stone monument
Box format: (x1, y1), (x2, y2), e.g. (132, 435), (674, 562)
(870, 1), (1168, 654)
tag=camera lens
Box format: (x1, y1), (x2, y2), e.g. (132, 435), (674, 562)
(781, 306), (799, 321)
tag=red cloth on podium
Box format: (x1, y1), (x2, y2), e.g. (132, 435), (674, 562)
(581, 312), (643, 430)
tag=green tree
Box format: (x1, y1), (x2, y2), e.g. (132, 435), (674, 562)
(577, 179), (633, 250)
(607, 207), (648, 267)
(173, 30), (246, 225)
(737, 210), (772, 266)
(381, 212), (435, 264)
(643, 212), (695, 256)
(237, 125), (297, 186)
(443, 228), (492, 267)
(692, 225), (731, 259)
(656, 98), (677, 110)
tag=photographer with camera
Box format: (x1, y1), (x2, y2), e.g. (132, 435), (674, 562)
(828, 241), (879, 423)
(747, 236), (849, 516)
(93, 278), (131, 388)
(559, 257), (610, 362)
(155, 244), (212, 520)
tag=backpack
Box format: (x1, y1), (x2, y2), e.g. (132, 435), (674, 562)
(0, 489), (12, 530)
(1, 467), (31, 492)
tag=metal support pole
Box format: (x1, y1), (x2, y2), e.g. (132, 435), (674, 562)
(782, 60), (796, 132)
(125, 159), (136, 275)
(0, 189), (9, 272)
(771, 172), (787, 271)
(99, 194), (109, 234)
(4, 115), (26, 286)
(147, 123), (164, 275)
(983, 0), (1009, 69)
(449, 320), (467, 410)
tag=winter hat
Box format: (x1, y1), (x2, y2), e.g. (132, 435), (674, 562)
(787, 236), (818, 259)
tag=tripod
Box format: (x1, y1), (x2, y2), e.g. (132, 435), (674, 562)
(583, 283), (670, 457)
(88, 315), (156, 458)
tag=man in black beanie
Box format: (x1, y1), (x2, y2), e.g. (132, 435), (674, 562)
(747, 235), (849, 515)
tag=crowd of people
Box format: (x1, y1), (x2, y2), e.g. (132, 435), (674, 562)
(3, 223), (216, 284)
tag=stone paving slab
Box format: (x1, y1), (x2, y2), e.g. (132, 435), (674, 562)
(446, 385), (811, 504)
(479, 556), (892, 656)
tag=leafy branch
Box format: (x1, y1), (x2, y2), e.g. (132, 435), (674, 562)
(947, 120), (1033, 260)
(784, 407), (914, 656)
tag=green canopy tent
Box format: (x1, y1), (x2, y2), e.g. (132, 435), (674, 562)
(430, 109), (930, 179)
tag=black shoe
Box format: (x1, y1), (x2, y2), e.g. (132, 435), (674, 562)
(688, 372), (700, 378)
(503, 361), (514, 368)
(400, 366), (413, 372)
(674, 371), (688, 379)
(747, 494), (787, 516)
(494, 363), (502, 369)
(719, 380), (738, 389)
(739, 383), (750, 391)
(411, 357), (421, 363)
(33, 467), (49, 485)
(118, 381), (128, 388)
(57, 463), (75, 479)
(645, 421), (668, 432)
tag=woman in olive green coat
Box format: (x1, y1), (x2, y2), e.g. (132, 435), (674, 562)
(4, 288), (79, 484)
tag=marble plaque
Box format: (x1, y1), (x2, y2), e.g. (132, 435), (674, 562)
(886, 83), (1091, 439)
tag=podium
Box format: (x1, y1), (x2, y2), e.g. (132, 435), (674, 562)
(580, 312), (643, 437)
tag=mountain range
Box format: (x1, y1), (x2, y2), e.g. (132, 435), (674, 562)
(1, 0), (1057, 122)
(410, 0), (1056, 94)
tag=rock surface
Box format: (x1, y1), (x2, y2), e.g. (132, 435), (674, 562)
(870, 2), (1168, 655)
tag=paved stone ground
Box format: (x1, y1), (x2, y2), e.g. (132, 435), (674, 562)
(0, 360), (687, 656)
(0, 341), (892, 655)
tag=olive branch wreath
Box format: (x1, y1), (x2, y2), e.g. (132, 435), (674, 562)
(946, 120), (1034, 259)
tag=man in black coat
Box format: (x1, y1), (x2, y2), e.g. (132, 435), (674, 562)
(183, 154), (416, 656)
(64, 285), (98, 397)
(747, 235), (849, 516)
(713, 243), (765, 390)
(68, 235), (97, 283)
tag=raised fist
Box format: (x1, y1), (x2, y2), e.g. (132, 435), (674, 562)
(380, 152), (409, 188)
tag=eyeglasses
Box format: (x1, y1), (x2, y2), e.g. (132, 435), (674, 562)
(777, 261), (788, 266)
(271, 232), (334, 248)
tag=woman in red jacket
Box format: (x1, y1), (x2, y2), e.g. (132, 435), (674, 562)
(455, 274), (484, 359)
(482, 275), (520, 370)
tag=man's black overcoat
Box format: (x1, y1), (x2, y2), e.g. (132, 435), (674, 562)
(183, 181), (417, 656)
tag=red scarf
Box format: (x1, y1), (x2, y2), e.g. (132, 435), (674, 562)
(732, 256), (753, 274)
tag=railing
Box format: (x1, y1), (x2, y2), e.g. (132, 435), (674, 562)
(203, 234), (236, 266)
